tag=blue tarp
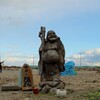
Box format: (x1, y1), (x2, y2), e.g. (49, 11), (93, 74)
(61, 61), (77, 76)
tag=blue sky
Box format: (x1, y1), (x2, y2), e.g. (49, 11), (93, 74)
(0, 0), (100, 66)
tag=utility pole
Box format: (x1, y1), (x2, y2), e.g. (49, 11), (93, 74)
(33, 54), (34, 66)
(79, 53), (82, 67)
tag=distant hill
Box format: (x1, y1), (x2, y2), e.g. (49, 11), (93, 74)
(76, 66), (100, 68)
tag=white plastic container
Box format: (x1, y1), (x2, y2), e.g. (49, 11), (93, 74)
(56, 89), (67, 97)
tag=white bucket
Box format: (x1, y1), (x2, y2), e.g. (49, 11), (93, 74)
(56, 89), (67, 97)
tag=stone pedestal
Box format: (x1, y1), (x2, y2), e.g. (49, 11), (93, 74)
(39, 78), (65, 94)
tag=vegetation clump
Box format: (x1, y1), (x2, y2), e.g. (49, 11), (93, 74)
(83, 91), (100, 100)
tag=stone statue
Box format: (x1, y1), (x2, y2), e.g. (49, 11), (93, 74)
(38, 26), (65, 93)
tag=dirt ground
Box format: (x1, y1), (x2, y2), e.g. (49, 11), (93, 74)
(0, 68), (100, 100)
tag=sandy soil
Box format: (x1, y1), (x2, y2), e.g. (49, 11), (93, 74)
(0, 69), (100, 100)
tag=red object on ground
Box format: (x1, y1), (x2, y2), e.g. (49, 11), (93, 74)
(33, 88), (39, 94)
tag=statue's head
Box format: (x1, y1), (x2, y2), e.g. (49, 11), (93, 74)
(47, 30), (59, 42)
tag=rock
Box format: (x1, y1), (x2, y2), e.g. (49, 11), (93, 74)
(56, 81), (65, 89)
(41, 85), (51, 93)
(49, 88), (57, 94)
(46, 81), (59, 87)
(40, 80), (65, 94)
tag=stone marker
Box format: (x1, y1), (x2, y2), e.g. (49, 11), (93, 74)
(21, 64), (34, 91)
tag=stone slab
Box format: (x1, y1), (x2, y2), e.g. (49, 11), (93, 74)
(1, 85), (21, 91)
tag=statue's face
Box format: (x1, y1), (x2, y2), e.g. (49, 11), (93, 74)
(47, 31), (57, 41)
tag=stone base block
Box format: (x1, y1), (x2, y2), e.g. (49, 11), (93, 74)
(1, 84), (21, 91)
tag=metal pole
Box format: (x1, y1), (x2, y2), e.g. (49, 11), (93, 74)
(79, 53), (82, 67)
(33, 54), (34, 66)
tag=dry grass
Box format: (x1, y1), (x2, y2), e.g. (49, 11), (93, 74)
(0, 69), (100, 100)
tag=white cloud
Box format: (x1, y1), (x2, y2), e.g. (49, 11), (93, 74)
(1, 48), (100, 66)
(67, 48), (100, 66)
(95, 48), (100, 54)
(94, 62), (100, 66)
(84, 50), (94, 55)
(71, 54), (80, 59)
(0, 0), (100, 25)
(1, 51), (39, 66)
